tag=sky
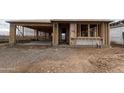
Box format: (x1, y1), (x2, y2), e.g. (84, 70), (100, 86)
(0, 19), (34, 36)
(0, 19), (9, 35)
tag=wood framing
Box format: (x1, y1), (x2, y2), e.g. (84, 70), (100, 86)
(7, 19), (112, 47)
(52, 23), (58, 46)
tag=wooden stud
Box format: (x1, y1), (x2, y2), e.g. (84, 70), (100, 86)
(22, 26), (24, 37)
(88, 24), (90, 37)
(69, 23), (77, 45)
(96, 24), (98, 37)
(77, 24), (81, 37)
(107, 23), (110, 47)
(36, 30), (39, 40)
(101, 23), (105, 46)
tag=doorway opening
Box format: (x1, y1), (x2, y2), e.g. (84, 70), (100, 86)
(58, 23), (70, 45)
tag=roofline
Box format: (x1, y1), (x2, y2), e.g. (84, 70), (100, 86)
(6, 19), (51, 24)
(6, 19), (113, 24)
(51, 19), (113, 22)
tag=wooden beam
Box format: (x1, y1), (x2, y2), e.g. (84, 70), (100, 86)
(15, 23), (52, 26)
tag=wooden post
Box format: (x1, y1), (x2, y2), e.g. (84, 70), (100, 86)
(22, 26), (24, 38)
(9, 24), (16, 46)
(52, 23), (58, 46)
(79, 24), (81, 36)
(49, 33), (51, 40)
(101, 23), (105, 46)
(34, 30), (36, 38)
(36, 30), (39, 40)
(45, 32), (47, 40)
(104, 23), (109, 47)
(88, 24), (90, 37)
(77, 24), (81, 37)
(107, 23), (110, 47)
(70, 23), (77, 45)
(101, 22), (110, 47)
(104, 23), (106, 46)
(96, 24), (99, 37)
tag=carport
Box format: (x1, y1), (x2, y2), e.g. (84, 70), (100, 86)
(7, 20), (53, 46)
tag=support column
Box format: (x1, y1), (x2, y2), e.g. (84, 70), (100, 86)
(70, 23), (77, 45)
(101, 23), (105, 46)
(96, 24), (99, 37)
(88, 24), (90, 37)
(34, 30), (36, 38)
(105, 23), (108, 46)
(9, 24), (16, 46)
(36, 30), (39, 40)
(106, 23), (110, 47)
(49, 33), (51, 40)
(52, 23), (58, 46)
(22, 26), (24, 38)
(77, 24), (81, 37)
(45, 32), (46, 40)
(104, 23), (108, 47)
(101, 22), (110, 47)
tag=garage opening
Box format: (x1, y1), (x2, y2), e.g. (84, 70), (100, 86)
(15, 24), (53, 46)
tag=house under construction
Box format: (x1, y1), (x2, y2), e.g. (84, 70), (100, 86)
(7, 19), (111, 47)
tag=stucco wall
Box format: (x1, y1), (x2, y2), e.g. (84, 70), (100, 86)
(110, 26), (124, 45)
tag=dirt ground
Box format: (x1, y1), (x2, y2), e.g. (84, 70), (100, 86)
(0, 44), (124, 73)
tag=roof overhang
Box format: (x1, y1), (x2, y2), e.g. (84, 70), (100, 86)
(51, 19), (113, 23)
(6, 19), (113, 24)
(6, 19), (51, 24)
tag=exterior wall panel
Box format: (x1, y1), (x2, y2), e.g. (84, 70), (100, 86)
(110, 26), (124, 45)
